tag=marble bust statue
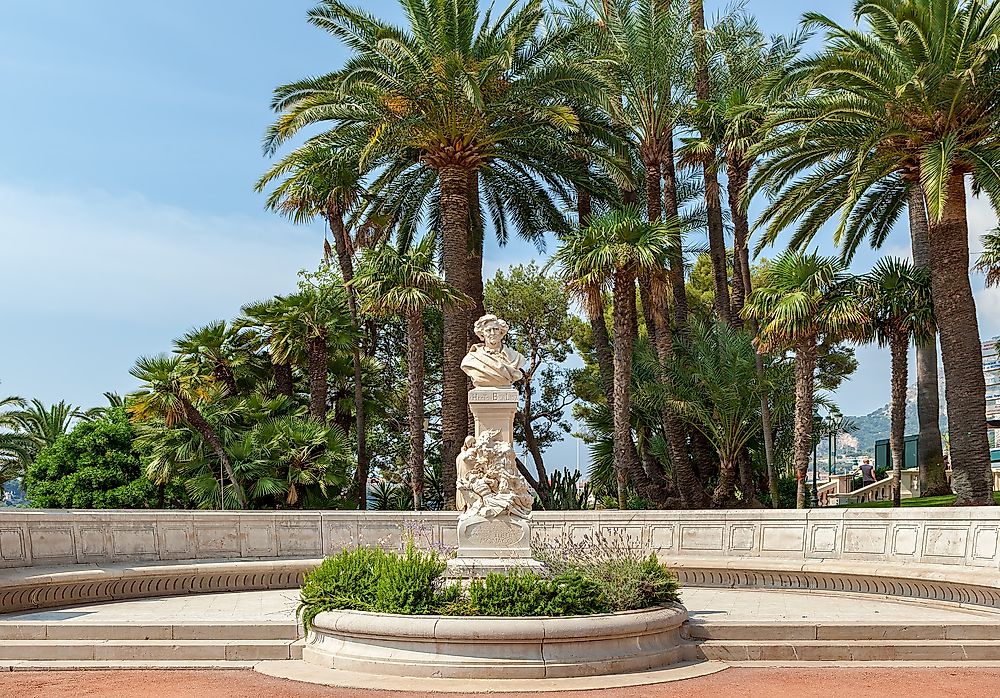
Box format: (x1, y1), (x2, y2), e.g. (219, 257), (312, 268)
(460, 314), (526, 389)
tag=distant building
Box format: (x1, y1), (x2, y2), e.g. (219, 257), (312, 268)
(983, 337), (1000, 446)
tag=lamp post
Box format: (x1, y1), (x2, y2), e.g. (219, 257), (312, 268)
(812, 442), (819, 507)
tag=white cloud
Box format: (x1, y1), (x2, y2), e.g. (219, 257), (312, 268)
(0, 181), (324, 407)
(0, 182), (322, 323)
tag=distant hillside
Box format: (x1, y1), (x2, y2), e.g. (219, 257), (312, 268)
(842, 379), (948, 455)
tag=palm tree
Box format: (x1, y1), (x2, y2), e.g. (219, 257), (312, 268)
(351, 235), (469, 510)
(689, 0), (730, 323)
(751, 0), (1000, 505)
(743, 251), (865, 508)
(274, 286), (354, 426)
(857, 259), (936, 507)
(664, 320), (766, 506)
(265, 0), (613, 508)
(554, 208), (677, 508)
(0, 396), (32, 485)
(255, 144), (371, 507)
(974, 230), (1000, 288)
(242, 415), (351, 507)
(5, 399), (85, 465)
(129, 355), (249, 509)
(239, 297), (299, 398)
(571, 0), (693, 327)
(174, 321), (246, 397)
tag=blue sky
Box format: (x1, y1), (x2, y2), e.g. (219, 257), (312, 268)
(2, 0), (1000, 470)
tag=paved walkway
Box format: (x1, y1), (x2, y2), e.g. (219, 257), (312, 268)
(4, 586), (997, 625)
(3, 668), (1000, 698)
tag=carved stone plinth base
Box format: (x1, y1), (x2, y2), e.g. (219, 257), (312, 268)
(449, 513), (543, 578)
(445, 556), (547, 579)
(457, 513), (531, 558)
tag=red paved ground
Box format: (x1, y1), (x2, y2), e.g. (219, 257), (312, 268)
(2, 668), (999, 698)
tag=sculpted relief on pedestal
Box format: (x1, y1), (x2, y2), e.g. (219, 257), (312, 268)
(455, 430), (533, 520)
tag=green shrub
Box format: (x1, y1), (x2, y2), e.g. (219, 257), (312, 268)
(533, 529), (680, 612)
(298, 534), (676, 630)
(25, 407), (188, 509)
(370, 545), (446, 615)
(466, 570), (606, 617)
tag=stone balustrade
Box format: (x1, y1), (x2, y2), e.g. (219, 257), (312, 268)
(1, 508), (999, 611)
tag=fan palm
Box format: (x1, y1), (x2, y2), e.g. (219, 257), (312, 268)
(352, 234), (469, 510)
(255, 144), (371, 500)
(271, 286), (355, 425)
(239, 297), (300, 398)
(856, 258), (936, 507)
(553, 208), (677, 508)
(265, 0), (615, 507)
(662, 320), (765, 506)
(242, 416), (352, 507)
(750, 0), (1000, 505)
(174, 321), (247, 397)
(743, 251), (865, 508)
(129, 355), (249, 509)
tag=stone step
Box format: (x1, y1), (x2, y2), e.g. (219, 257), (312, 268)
(694, 639), (1000, 662)
(1, 660), (261, 671)
(684, 621), (1000, 641)
(0, 622), (300, 641)
(0, 638), (303, 662)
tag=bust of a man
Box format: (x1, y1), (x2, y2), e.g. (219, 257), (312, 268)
(460, 314), (526, 389)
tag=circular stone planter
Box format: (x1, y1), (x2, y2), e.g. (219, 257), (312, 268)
(302, 605), (692, 679)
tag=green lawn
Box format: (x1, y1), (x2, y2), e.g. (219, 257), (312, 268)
(840, 492), (1000, 508)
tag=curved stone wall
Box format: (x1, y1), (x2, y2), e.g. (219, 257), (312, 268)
(1, 508), (998, 611)
(304, 605), (691, 678)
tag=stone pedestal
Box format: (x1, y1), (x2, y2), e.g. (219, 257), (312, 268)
(468, 388), (518, 445)
(448, 387), (544, 577)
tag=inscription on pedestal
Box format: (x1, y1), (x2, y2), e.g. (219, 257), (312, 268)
(467, 520), (524, 548)
(469, 389), (519, 403)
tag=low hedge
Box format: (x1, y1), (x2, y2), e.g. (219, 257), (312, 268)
(297, 541), (679, 630)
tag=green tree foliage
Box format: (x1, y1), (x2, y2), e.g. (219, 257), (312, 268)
(485, 264), (585, 505)
(24, 408), (185, 509)
(751, 0), (1000, 505)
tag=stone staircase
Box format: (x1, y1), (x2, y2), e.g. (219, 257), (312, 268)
(685, 621), (1000, 662)
(0, 621), (303, 668)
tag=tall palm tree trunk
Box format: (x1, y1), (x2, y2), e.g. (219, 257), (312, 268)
(585, 285), (615, 403)
(751, 325), (779, 507)
(908, 186), (951, 497)
(180, 397), (248, 508)
(663, 134), (689, 328)
(306, 334), (328, 423)
(612, 268), (637, 509)
(793, 339), (818, 509)
(439, 165), (472, 509)
(274, 361), (294, 398)
(729, 156), (779, 504)
(691, 0), (731, 324)
(643, 155), (705, 508)
(406, 310), (425, 511)
(925, 173), (992, 505)
(727, 160), (750, 323)
(328, 208), (369, 510)
(889, 333), (908, 507)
